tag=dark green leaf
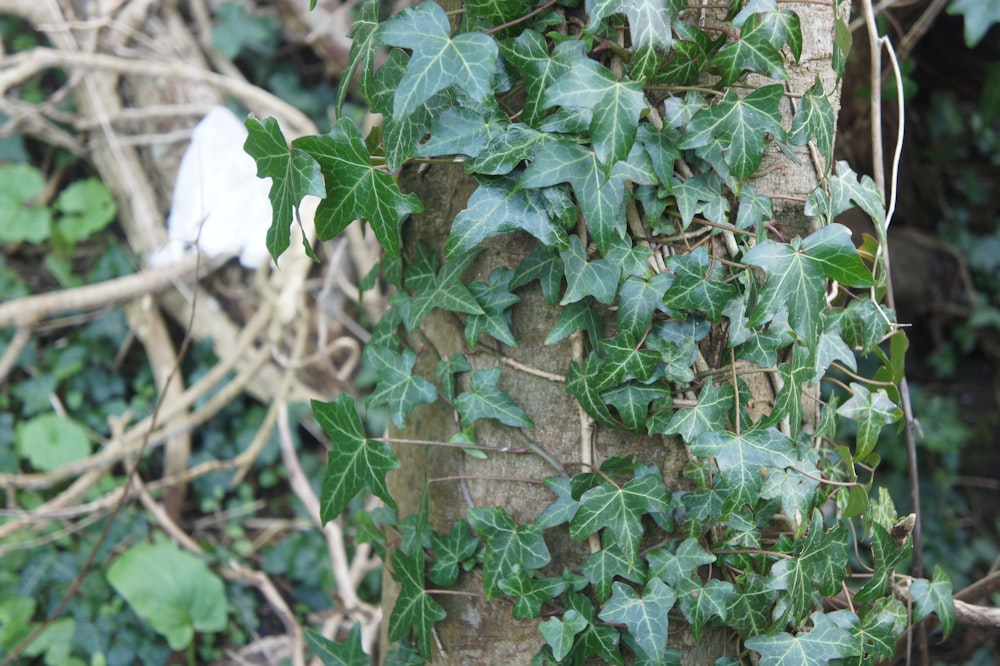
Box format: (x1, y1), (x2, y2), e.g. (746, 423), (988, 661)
(910, 565), (955, 639)
(307, 623), (370, 666)
(447, 177), (569, 258)
(598, 579), (677, 663)
(789, 77), (835, 165)
(836, 384), (902, 461)
(545, 298), (605, 346)
(663, 246), (739, 321)
(415, 107), (500, 159)
(569, 474), (669, 566)
(365, 345), (438, 429)
(466, 0), (531, 30)
(388, 548), (447, 661)
(337, 0), (380, 111)
(766, 511), (849, 622)
(670, 172), (728, 230)
(727, 572), (775, 637)
(713, 15), (787, 85)
(500, 32), (584, 127)
(378, 3), (498, 119)
(294, 119), (423, 257)
(512, 244), (565, 305)
(536, 477), (580, 529)
(429, 521), (479, 587)
(244, 117), (325, 261)
(466, 267), (520, 348)
(436, 353), (471, 402)
(650, 380), (734, 443)
(560, 235), (622, 305)
(805, 161), (885, 229)
(589, 0), (676, 80)
(745, 611), (856, 665)
(616, 272), (673, 340)
(595, 333), (660, 391)
(582, 542), (646, 603)
(313, 395), (399, 522)
(746, 7), (802, 61)
(679, 579), (735, 640)
(602, 382), (664, 432)
(467, 506), (551, 597)
(499, 568), (577, 620)
(566, 355), (620, 427)
(404, 250), (485, 329)
(947, 0), (1000, 47)
(454, 368), (534, 428)
(539, 609), (588, 660)
(647, 537), (716, 587)
(736, 184), (774, 231)
(854, 523), (910, 603)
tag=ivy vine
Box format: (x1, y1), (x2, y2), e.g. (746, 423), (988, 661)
(246, 0), (955, 663)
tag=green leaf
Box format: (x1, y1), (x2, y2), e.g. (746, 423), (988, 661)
(512, 244), (565, 305)
(415, 107), (501, 160)
(947, 0), (1000, 47)
(595, 333), (660, 391)
(337, 0), (380, 111)
(736, 184), (774, 231)
(854, 523), (910, 603)
(617, 272), (673, 339)
(910, 565), (955, 639)
(759, 460), (819, 526)
(15, 413), (91, 472)
(388, 548), (447, 661)
(691, 427), (799, 514)
(805, 161), (885, 229)
(836, 384), (902, 461)
(789, 77), (835, 165)
(313, 395), (400, 521)
(307, 623), (371, 666)
(598, 579), (677, 663)
(244, 117), (325, 261)
(454, 368), (534, 428)
(663, 246), (739, 321)
(537, 477), (580, 529)
(499, 569), (578, 620)
(467, 506), (551, 597)
(378, 2), (498, 120)
(521, 139), (629, 253)
(365, 345), (439, 429)
(436, 353), (471, 402)
(560, 235), (621, 305)
(582, 541), (647, 603)
(670, 172), (729, 230)
(588, 0), (677, 81)
(679, 579), (735, 641)
(840, 599), (906, 664)
(766, 511), (849, 623)
(293, 119), (423, 258)
(545, 59), (647, 165)
(545, 298), (605, 346)
(650, 380), (734, 443)
(539, 609), (588, 660)
(743, 223), (875, 343)
(429, 521), (480, 587)
(465, 0), (531, 31)
(749, 6), (802, 60)
(55, 179), (117, 243)
(727, 572), (776, 637)
(500, 32), (584, 127)
(566, 355), (620, 427)
(569, 474), (669, 566)
(602, 382), (664, 432)
(447, 177), (569, 258)
(713, 14), (787, 85)
(679, 85), (785, 183)
(467, 124), (547, 175)
(647, 537), (716, 587)
(107, 540), (227, 650)
(404, 249), (485, 329)
(745, 611), (856, 666)
(466, 267), (520, 348)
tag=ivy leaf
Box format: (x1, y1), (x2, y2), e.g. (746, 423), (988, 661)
(743, 223), (875, 343)
(598, 579), (677, 663)
(789, 77), (835, 165)
(588, 0), (678, 81)
(947, 0), (1000, 47)
(365, 345), (439, 429)
(388, 548), (447, 661)
(294, 119), (423, 258)
(337, 0), (380, 111)
(566, 355), (620, 427)
(447, 177), (569, 258)
(404, 250), (485, 329)
(569, 474), (669, 565)
(539, 609), (588, 661)
(680, 85), (784, 184)
(766, 510), (849, 623)
(805, 161), (885, 229)
(306, 623), (370, 666)
(545, 59), (647, 165)
(595, 333), (660, 391)
(436, 353), (471, 402)
(582, 542), (647, 603)
(466, 267), (520, 348)
(467, 124), (546, 175)
(836, 384), (901, 461)
(500, 31), (584, 127)
(759, 460), (819, 526)
(616, 272), (673, 341)
(244, 117), (325, 261)
(499, 569), (579, 620)
(537, 477), (580, 529)
(313, 395), (399, 523)
(560, 235), (622, 305)
(414, 107), (501, 159)
(467, 506), (551, 597)
(670, 172), (729, 230)
(713, 14), (787, 86)
(910, 565), (955, 639)
(454, 368), (534, 428)
(602, 382), (664, 432)
(377, 2), (498, 120)
(647, 537), (716, 587)
(745, 611), (856, 666)
(511, 244), (565, 305)
(679, 579), (735, 641)
(545, 299), (605, 346)
(691, 427), (799, 514)
(521, 139), (628, 253)
(854, 523), (910, 603)
(727, 572), (776, 637)
(736, 184), (774, 231)
(650, 380), (734, 443)
(663, 246), (739, 321)
(428, 521), (479, 587)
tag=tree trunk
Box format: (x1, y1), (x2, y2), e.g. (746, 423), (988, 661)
(378, 3), (845, 664)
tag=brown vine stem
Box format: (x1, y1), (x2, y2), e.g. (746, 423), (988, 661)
(430, 475), (544, 485)
(830, 362), (900, 387)
(790, 466), (858, 487)
(378, 436), (530, 454)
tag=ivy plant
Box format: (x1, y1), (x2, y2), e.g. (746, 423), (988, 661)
(246, 0), (954, 663)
